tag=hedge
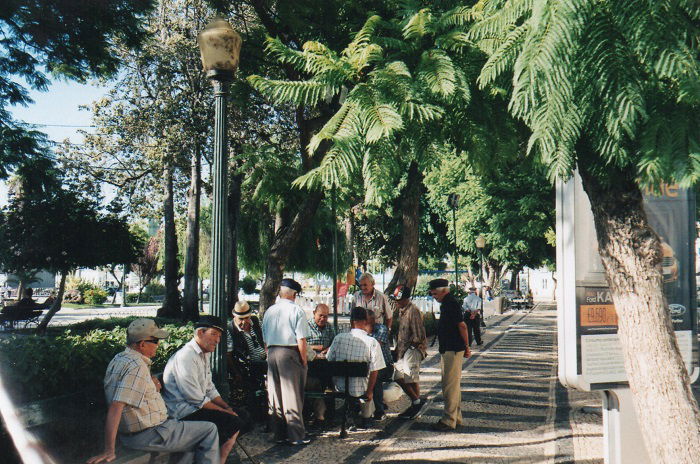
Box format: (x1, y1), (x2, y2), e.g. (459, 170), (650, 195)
(0, 318), (194, 403)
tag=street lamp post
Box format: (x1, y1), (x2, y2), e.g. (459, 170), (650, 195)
(475, 235), (486, 324)
(448, 194), (459, 288)
(198, 19), (242, 395)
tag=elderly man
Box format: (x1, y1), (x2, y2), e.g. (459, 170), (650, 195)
(390, 285), (427, 419)
(353, 272), (393, 330)
(429, 279), (471, 431)
(87, 319), (219, 464)
(163, 315), (243, 464)
(305, 303), (336, 427)
(462, 287), (483, 346)
(367, 309), (393, 421)
(326, 306), (385, 427)
(262, 278), (311, 445)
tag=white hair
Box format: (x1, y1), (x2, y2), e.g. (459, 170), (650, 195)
(279, 286), (297, 299)
(359, 273), (375, 284)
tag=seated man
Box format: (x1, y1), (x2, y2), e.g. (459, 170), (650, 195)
(326, 306), (385, 427)
(87, 319), (219, 464)
(227, 300), (267, 418)
(367, 309), (393, 421)
(305, 303), (336, 427)
(163, 316), (243, 464)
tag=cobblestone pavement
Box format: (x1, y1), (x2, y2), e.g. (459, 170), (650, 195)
(231, 304), (604, 464)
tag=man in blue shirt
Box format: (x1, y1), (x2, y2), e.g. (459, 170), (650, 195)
(262, 278), (311, 445)
(367, 309), (394, 421)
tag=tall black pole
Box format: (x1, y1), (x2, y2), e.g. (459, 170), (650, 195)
(332, 185), (338, 333)
(209, 71), (232, 396)
(453, 205), (458, 288)
(479, 248), (484, 320)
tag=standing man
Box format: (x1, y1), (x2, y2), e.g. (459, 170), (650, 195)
(353, 272), (393, 330)
(306, 303), (336, 427)
(367, 309), (393, 421)
(326, 306), (385, 427)
(429, 279), (471, 431)
(262, 278), (311, 445)
(87, 319), (219, 464)
(462, 287), (483, 346)
(163, 315), (243, 464)
(390, 285), (427, 419)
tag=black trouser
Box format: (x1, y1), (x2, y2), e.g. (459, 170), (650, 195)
(466, 314), (482, 345)
(181, 407), (248, 444)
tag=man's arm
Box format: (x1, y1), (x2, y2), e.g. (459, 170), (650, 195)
(365, 370), (379, 400)
(458, 321), (471, 357)
(207, 396), (238, 415)
(297, 337), (308, 366)
(86, 401), (125, 464)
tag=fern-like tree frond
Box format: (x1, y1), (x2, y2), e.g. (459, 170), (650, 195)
(403, 8), (435, 40)
(247, 75), (337, 106)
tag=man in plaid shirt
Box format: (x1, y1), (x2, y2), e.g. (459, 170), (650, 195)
(326, 306), (385, 426)
(87, 319), (219, 464)
(306, 304), (336, 427)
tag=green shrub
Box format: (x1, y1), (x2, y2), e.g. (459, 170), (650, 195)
(239, 276), (258, 294)
(144, 283), (165, 295)
(423, 311), (438, 337)
(83, 288), (108, 305)
(0, 319), (194, 403)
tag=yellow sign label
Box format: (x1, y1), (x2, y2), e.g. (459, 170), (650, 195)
(580, 304), (618, 327)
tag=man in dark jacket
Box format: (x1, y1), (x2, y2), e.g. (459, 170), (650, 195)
(429, 279), (471, 431)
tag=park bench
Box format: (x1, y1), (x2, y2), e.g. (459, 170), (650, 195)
(0, 307), (44, 330)
(305, 360), (369, 438)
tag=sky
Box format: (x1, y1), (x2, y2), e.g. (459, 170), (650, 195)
(2, 79), (110, 205)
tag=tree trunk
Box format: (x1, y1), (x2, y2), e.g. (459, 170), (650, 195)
(578, 161), (700, 462)
(182, 149), (202, 321)
(386, 161), (422, 294)
(226, 172), (242, 313)
(259, 192), (324, 313)
(158, 163), (182, 319)
(345, 213), (355, 267)
(509, 267), (522, 290)
(36, 271), (67, 335)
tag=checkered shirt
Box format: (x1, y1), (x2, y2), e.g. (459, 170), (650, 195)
(326, 328), (386, 397)
(371, 323), (393, 367)
(352, 290), (394, 326)
(103, 347), (168, 433)
(307, 320), (336, 349)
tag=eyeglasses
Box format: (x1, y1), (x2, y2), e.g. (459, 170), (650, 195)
(143, 339), (159, 345)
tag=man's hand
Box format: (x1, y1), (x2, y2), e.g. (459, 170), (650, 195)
(86, 449), (116, 464)
(465, 349), (472, 358)
(151, 375), (162, 392)
(365, 391), (373, 402)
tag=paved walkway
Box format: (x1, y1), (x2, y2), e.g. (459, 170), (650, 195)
(232, 304), (604, 464)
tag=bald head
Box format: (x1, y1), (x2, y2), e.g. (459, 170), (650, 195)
(314, 303), (330, 327)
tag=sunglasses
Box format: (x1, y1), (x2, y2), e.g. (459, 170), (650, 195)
(143, 339), (160, 345)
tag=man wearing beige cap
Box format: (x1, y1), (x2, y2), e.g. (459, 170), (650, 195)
(87, 319), (219, 464)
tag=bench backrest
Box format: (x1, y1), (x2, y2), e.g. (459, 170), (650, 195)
(325, 361), (369, 378)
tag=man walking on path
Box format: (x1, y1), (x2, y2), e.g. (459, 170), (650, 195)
(353, 272), (393, 329)
(429, 279), (471, 431)
(462, 287), (483, 346)
(390, 285), (427, 419)
(262, 278), (311, 445)
(163, 315), (243, 463)
(87, 319), (219, 464)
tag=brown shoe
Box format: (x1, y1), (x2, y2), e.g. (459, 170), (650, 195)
(431, 421), (455, 431)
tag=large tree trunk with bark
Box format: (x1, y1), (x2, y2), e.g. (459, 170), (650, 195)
(226, 172), (242, 313)
(158, 163), (182, 319)
(509, 267), (522, 290)
(36, 271), (67, 334)
(259, 192), (323, 312)
(182, 149), (202, 321)
(386, 161), (422, 294)
(578, 160), (700, 463)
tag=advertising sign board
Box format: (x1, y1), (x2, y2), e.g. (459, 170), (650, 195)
(557, 173), (698, 391)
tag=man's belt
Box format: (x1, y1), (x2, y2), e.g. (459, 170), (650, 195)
(268, 345), (297, 349)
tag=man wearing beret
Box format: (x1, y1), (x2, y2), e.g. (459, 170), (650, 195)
(429, 279), (471, 431)
(163, 315), (244, 463)
(262, 278), (311, 445)
(87, 319), (219, 464)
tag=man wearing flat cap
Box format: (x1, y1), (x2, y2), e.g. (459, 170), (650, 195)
(391, 285), (427, 419)
(87, 319), (219, 464)
(227, 300), (267, 419)
(163, 315), (243, 463)
(262, 278), (312, 445)
(429, 279), (471, 431)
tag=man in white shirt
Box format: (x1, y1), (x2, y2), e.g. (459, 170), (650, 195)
(326, 306), (386, 427)
(163, 315), (243, 463)
(262, 278), (311, 445)
(462, 287), (483, 346)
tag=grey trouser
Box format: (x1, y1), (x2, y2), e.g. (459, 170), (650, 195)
(267, 346), (307, 442)
(120, 419), (219, 464)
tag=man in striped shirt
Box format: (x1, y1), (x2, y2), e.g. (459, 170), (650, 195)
(353, 272), (394, 330)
